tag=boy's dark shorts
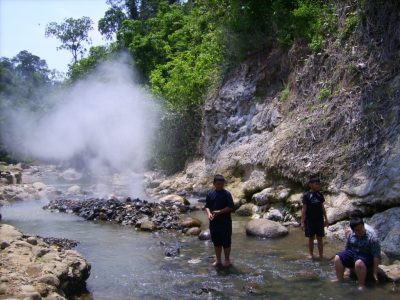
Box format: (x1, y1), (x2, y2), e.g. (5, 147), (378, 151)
(210, 226), (232, 248)
(305, 220), (325, 238)
(337, 250), (373, 269)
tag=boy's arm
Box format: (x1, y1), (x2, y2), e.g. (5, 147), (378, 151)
(370, 238), (382, 281)
(322, 204), (329, 226)
(204, 194), (213, 220)
(301, 204), (307, 231)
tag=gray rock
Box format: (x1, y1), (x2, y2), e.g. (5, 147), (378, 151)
(37, 274), (60, 287)
(180, 217), (202, 228)
(252, 186), (290, 206)
(140, 220), (155, 232)
(369, 207), (400, 256)
(186, 227), (201, 236)
(379, 264), (400, 282)
(264, 208), (283, 221)
(235, 203), (257, 216)
(27, 237), (38, 246)
(198, 230), (211, 241)
(245, 219), (288, 238)
(0, 240), (10, 250)
(67, 185), (81, 195)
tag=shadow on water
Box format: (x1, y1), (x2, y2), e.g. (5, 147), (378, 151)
(2, 201), (399, 300)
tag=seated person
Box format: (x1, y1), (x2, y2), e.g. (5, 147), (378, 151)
(345, 209), (376, 238)
(333, 217), (381, 291)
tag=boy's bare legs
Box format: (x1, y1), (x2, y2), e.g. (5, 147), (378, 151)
(308, 236), (315, 259)
(354, 259), (367, 291)
(316, 236), (324, 259)
(333, 255), (345, 282)
(223, 247), (231, 267)
(213, 246), (222, 266)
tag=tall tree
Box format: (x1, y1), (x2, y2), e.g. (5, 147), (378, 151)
(45, 17), (94, 63)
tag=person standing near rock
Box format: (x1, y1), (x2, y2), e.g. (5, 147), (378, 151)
(301, 176), (329, 260)
(333, 217), (381, 291)
(205, 174), (235, 267)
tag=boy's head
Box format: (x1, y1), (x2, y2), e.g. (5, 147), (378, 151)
(349, 209), (364, 219)
(308, 175), (321, 191)
(213, 174), (226, 190)
(350, 217), (365, 237)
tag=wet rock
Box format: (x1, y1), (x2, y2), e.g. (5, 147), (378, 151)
(67, 185), (81, 195)
(198, 230), (211, 241)
(27, 237), (38, 246)
(140, 220), (155, 232)
(1, 240), (10, 249)
(379, 263), (400, 282)
(264, 208), (283, 221)
(59, 168), (82, 181)
(235, 203), (257, 216)
(369, 207), (400, 257)
(42, 237), (79, 250)
(180, 217), (202, 228)
(164, 245), (180, 257)
(186, 227), (201, 236)
(159, 194), (190, 206)
(32, 182), (47, 191)
(246, 219), (288, 238)
(44, 197), (183, 232)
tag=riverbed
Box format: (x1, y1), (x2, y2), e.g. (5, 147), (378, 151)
(2, 199), (398, 300)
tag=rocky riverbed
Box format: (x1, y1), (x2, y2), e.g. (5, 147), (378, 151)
(42, 196), (203, 233)
(0, 224), (90, 300)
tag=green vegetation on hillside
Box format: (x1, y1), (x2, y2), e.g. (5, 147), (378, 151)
(1, 0), (350, 172)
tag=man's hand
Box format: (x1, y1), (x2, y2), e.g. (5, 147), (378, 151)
(301, 222), (305, 232)
(208, 212), (214, 221)
(373, 273), (379, 283)
(324, 219), (329, 227)
(212, 210), (221, 218)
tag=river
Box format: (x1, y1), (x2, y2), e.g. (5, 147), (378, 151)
(1, 171), (398, 299)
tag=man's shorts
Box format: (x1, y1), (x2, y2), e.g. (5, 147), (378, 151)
(337, 250), (373, 269)
(305, 219), (325, 238)
(210, 225), (232, 248)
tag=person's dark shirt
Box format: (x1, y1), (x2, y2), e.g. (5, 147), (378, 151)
(205, 189), (234, 228)
(302, 191), (325, 222)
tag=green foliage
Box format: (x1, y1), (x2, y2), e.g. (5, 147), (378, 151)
(279, 87), (290, 102)
(318, 87), (330, 101)
(339, 12), (360, 40)
(68, 46), (111, 81)
(46, 17), (94, 63)
(98, 7), (127, 40)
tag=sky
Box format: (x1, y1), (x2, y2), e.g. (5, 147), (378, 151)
(0, 0), (109, 73)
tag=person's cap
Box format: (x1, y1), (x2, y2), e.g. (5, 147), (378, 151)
(308, 175), (321, 183)
(213, 174), (226, 182)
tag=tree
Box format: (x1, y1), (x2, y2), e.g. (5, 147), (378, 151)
(45, 17), (94, 63)
(11, 50), (50, 84)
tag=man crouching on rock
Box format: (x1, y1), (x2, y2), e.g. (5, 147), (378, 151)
(205, 174), (235, 267)
(333, 217), (381, 291)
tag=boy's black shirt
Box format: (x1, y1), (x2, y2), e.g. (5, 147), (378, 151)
(302, 191), (325, 222)
(205, 189), (235, 228)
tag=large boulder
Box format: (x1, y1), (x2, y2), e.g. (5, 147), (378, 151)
(369, 207), (400, 257)
(245, 219), (288, 238)
(186, 227), (201, 236)
(140, 220), (155, 232)
(235, 203), (257, 216)
(252, 186), (290, 206)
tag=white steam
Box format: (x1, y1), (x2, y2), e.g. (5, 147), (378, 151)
(3, 56), (159, 178)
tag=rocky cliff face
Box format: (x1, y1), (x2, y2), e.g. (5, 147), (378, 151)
(148, 1), (400, 248)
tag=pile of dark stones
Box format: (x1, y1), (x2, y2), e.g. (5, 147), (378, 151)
(43, 197), (185, 231)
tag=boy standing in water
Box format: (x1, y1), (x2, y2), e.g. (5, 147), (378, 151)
(205, 175), (235, 267)
(301, 176), (329, 260)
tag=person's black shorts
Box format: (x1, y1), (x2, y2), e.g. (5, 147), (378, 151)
(305, 219), (325, 238)
(210, 225), (232, 248)
(337, 250), (373, 269)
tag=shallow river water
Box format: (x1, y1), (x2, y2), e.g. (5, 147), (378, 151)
(3, 200), (398, 300)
